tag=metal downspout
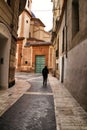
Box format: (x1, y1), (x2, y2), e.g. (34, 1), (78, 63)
(65, 0), (67, 58)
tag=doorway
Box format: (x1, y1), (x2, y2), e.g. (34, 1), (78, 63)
(0, 23), (11, 89)
(61, 56), (64, 83)
(35, 55), (45, 73)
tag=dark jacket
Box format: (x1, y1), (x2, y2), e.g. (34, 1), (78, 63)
(42, 66), (49, 78)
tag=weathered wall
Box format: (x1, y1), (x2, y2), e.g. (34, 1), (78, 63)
(62, 0), (87, 111)
(0, 0), (20, 88)
(64, 39), (87, 111)
(18, 11), (31, 38)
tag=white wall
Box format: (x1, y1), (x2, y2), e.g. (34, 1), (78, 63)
(17, 14), (22, 37)
(23, 14), (31, 38)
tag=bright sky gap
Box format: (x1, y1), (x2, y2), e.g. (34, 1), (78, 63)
(32, 0), (53, 31)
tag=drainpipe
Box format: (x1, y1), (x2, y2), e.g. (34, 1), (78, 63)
(65, 0), (67, 58)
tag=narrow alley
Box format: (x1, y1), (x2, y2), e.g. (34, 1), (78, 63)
(0, 0), (87, 129)
(0, 73), (87, 130)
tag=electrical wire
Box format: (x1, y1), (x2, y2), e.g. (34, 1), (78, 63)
(32, 10), (52, 12)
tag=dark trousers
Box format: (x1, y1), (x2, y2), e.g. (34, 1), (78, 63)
(43, 76), (47, 86)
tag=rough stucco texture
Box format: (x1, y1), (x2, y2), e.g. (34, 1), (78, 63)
(64, 39), (87, 111)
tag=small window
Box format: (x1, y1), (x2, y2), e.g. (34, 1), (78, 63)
(0, 58), (4, 64)
(26, 20), (28, 23)
(56, 63), (58, 70)
(29, 32), (31, 37)
(25, 61), (28, 64)
(57, 38), (59, 58)
(72, 0), (79, 38)
(56, 49), (58, 58)
(62, 28), (64, 52)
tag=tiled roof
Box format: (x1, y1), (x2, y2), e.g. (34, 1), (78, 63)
(24, 42), (52, 47)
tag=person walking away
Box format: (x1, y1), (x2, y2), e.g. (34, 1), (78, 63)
(42, 66), (49, 86)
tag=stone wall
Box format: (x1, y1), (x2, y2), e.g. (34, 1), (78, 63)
(8, 0), (20, 87)
(0, 0), (20, 88)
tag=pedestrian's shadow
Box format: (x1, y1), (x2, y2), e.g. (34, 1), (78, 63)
(41, 81), (52, 93)
(42, 84), (47, 88)
(41, 83), (51, 92)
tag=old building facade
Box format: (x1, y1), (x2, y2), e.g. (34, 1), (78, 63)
(16, 0), (53, 73)
(52, 0), (87, 111)
(51, 0), (64, 79)
(0, 0), (26, 89)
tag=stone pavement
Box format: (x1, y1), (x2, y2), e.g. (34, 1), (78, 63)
(49, 75), (87, 130)
(0, 74), (87, 130)
(0, 79), (30, 116)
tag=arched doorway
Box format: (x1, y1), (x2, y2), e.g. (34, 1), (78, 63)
(0, 23), (11, 89)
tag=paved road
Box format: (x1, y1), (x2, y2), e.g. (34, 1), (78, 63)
(0, 72), (56, 130)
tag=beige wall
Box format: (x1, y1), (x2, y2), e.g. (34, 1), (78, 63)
(33, 26), (51, 42)
(0, 0), (20, 88)
(52, 0), (87, 111)
(30, 20), (51, 42)
(64, 0), (87, 111)
(18, 11), (31, 38)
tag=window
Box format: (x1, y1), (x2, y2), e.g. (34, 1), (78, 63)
(72, 0), (79, 38)
(56, 49), (58, 58)
(26, 20), (28, 23)
(56, 63), (58, 70)
(56, 37), (59, 58)
(62, 28), (64, 52)
(25, 61), (28, 64)
(29, 32), (31, 38)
